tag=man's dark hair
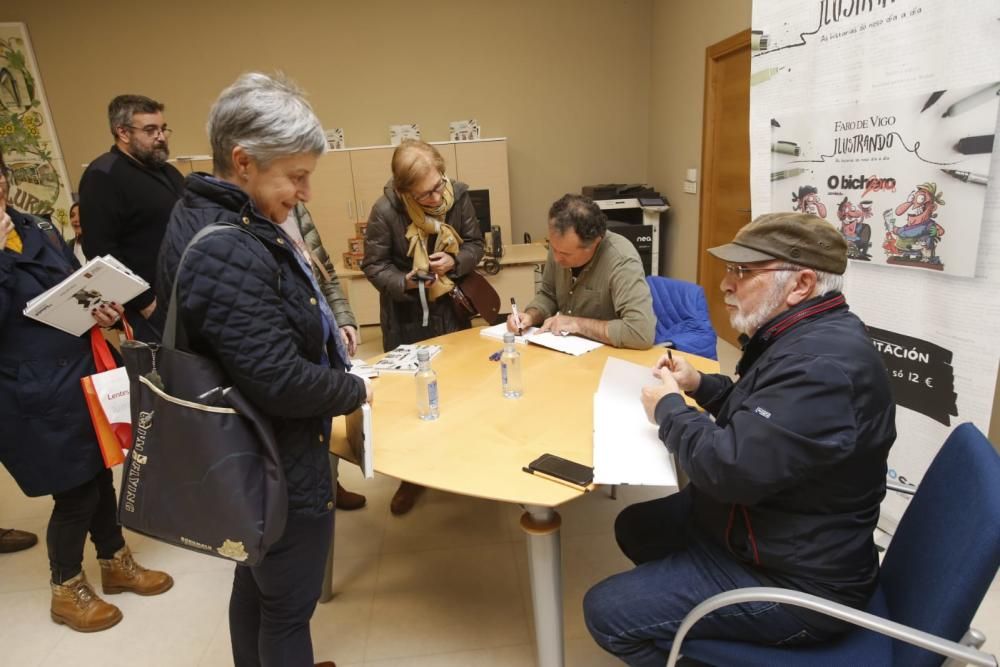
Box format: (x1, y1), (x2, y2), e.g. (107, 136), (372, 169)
(108, 94), (165, 137)
(548, 194), (607, 243)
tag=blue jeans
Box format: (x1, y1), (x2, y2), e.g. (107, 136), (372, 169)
(583, 489), (820, 666)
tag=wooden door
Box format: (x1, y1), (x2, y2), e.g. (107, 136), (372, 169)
(699, 31), (751, 348)
(308, 150), (357, 256)
(454, 139), (511, 244)
(349, 147), (395, 221)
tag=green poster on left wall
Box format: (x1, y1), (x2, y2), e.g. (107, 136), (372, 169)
(0, 22), (74, 235)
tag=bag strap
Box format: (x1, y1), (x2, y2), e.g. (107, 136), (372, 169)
(89, 314), (135, 373)
(164, 223), (273, 351)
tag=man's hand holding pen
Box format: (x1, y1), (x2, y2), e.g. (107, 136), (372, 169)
(641, 351), (701, 424)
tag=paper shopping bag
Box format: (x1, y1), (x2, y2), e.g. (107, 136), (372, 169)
(81, 373), (127, 467)
(80, 325), (133, 467)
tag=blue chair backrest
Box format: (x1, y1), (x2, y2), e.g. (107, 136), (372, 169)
(645, 276), (718, 360)
(879, 422), (1000, 666)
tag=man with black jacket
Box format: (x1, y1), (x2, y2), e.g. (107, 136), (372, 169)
(584, 212), (896, 666)
(79, 95), (184, 341)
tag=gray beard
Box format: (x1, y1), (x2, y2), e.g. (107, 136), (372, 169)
(133, 143), (169, 167)
(728, 278), (791, 337)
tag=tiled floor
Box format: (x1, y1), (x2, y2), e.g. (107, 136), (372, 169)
(0, 331), (996, 666)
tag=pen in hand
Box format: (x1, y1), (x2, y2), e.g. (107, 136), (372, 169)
(510, 297), (523, 335)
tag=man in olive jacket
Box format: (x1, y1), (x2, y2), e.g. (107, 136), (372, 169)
(507, 194), (655, 349)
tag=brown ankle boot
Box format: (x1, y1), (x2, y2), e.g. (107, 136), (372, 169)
(336, 482), (367, 511)
(99, 545), (173, 596)
(390, 481), (425, 516)
(50, 572), (123, 632)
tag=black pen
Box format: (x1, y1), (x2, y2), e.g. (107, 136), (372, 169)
(920, 90), (945, 113)
(953, 134), (995, 155)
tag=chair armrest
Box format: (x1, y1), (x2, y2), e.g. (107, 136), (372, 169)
(665, 587), (998, 667)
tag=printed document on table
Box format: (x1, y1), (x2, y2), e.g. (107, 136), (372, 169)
(479, 322), (603, 355)
(592, 357), (677, 487)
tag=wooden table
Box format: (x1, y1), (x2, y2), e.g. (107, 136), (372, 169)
(331, 328), (719, 667)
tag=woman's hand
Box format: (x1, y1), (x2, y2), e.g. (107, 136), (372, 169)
(340, 325), (359, 357)
(91, 301), (124, 328)
(428, 252), (455, 275)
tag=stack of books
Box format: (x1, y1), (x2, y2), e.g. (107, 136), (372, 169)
(23, 255), (149, 336)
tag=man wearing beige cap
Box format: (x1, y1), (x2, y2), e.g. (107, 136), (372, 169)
(584, 212), (896, 665)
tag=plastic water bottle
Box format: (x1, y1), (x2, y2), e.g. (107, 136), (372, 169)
(415, 348), (439, 420)
(501, 332), (523, 398)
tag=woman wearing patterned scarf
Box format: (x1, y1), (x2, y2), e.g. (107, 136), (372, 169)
(362, 140), (484, 515)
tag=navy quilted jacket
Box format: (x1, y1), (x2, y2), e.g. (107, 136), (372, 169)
(157, 174), (366, 515)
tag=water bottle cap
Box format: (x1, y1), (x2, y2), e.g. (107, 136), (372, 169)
(503, 332), (515, 344)
(416, 349), (430, 361)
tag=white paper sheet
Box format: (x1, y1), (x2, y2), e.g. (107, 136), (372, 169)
(592, 357), (677, 487)
(479, 323), (603, 355)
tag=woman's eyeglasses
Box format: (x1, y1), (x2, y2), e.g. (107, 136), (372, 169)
(413, 177), (446, 203)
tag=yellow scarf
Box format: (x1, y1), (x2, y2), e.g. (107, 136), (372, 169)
(402, 176), (462, 301)
(4, 228), (22, 253)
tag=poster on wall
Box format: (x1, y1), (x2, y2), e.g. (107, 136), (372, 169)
(750, 0), (1000, 529)
(772, 84), (997, 276)
(0, 22), (74, 235)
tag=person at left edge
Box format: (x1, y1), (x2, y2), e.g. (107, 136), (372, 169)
(157, 72), (371, 667)
(1, 148), (173, 634)
(79, 94), (184, 342)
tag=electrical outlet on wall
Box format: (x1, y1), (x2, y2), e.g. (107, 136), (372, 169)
(683, 167), (698, 194)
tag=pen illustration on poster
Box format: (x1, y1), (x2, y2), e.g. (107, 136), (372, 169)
(771, 83), (997, 277)
(750, 0), (1000, 529)
(0, 23), (73, 233)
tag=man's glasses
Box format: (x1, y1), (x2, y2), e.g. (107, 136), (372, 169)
(413, 177), (446, 203)
(125, 124), (173, 138)
(724, 263), (795, 280)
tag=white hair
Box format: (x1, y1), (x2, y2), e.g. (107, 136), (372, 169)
(207, 72), (326, 176)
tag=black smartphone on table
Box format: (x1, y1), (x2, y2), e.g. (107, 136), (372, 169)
(524, 453), (594, 488)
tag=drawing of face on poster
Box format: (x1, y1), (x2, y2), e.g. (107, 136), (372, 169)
(791, 185), (827, 217)
(883, 183), (945, 270)
(837, 196), (873, 261)
(0, 24), (74, 233)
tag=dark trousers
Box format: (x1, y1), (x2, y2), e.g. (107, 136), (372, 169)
(47, 467), (126, 584)
(583, 488), (821, 667)
(229, 507), (333, 667)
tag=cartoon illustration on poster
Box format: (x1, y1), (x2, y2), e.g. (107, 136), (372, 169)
(770, 82), (997, 277)
(0, 23), (73, 233)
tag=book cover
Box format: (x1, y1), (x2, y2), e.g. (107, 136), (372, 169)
(345, 403), (373, 479)
(23, 256), (149, 336)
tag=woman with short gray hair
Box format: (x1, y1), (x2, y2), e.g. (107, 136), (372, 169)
(157, 72), (371, 667)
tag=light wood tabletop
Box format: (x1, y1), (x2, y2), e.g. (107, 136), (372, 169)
(333, 327), (720, 507)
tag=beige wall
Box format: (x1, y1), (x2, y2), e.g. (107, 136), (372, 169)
(647, 0), (751, 280)
(0, 0), (651, 243)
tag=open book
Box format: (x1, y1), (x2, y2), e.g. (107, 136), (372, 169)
(592, 357), (677, 487)
(479, 322), (603, 356)
(344, 403), (373, 479)
(23, 255), (149, 336)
